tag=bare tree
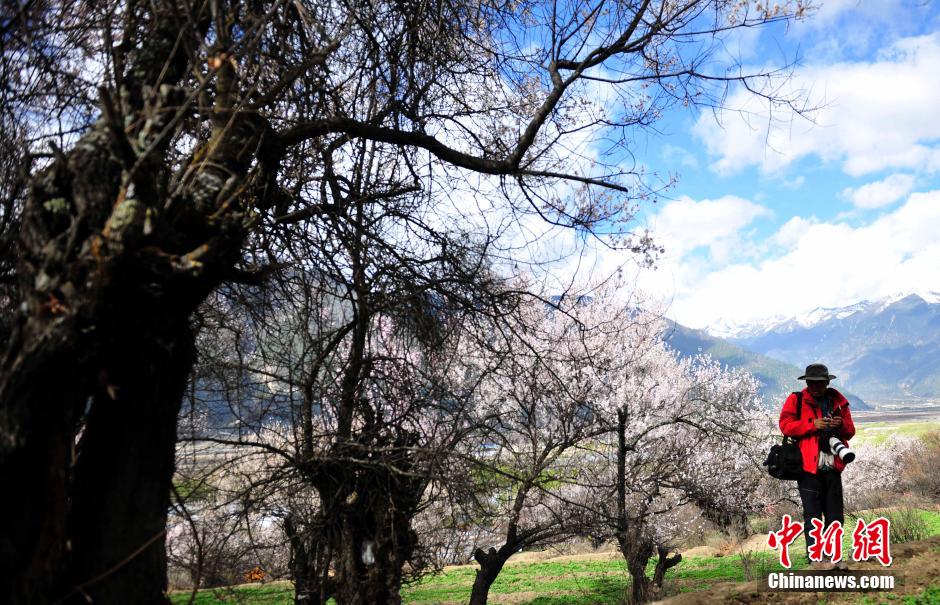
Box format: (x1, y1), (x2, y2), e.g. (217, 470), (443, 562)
(181, 221), (507, 605)
(0, 0), (810, 603)
(167, 448), (295, 590)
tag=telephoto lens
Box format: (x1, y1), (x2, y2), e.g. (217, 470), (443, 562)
(829, 437), (855, 463)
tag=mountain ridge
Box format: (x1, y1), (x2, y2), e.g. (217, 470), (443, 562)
(662, 320), (871, 410)
(711, 293), (940, 402)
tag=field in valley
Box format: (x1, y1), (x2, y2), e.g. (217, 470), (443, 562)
(851, 405), (940, 445)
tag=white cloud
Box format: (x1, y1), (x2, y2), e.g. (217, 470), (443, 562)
(841, 173), (916, 209)
(693, 33), (940, 177)
(770, 215), (817, 248)
(808, 0), (903, 26)
(546, 196), (773, 308)
(650, 190), (940, 328)
(647, 195), (771, 260)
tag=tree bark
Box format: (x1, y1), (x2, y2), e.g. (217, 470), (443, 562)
(285, 514), (332, 605)
(0, 328), (85, 604)
(64, 320), (195, 604)
(311, 440), (424, 605)
(469, 546), (512, 605)
(614, 407), (656, 604)
(618, 529), (654, 604)
(615, 523), (681, 603)
(328, 490), (420, 605)
(652, 546), (681, 589)
(0, 5), (231, 601)
(0, 307), (208, 604)
(0, 121), (246, 604)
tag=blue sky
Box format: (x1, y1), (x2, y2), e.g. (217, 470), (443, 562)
(611, 0), (940, 329)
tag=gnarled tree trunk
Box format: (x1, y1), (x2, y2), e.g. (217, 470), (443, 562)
(311, 442), (425, 605)
(66, 320), (195, 604)
(617, 537), (681, 604)
(652, 546), (681, 589)
(0, 327), (86, 604)
(0, 274), (219, 605)
(284, 514), (333, 605)
(0, 6), (260, 601)
(614, 407), (682, 604)
(617, 528), (655, 604)
(469, 545), (514, 605)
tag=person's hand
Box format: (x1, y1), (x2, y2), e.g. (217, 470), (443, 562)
(813, 418), (832, 430)
(830, 416), (843, 429)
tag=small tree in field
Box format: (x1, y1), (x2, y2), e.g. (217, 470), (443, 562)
(586, 336), (764, 603)
(461, 288), (653, 605)
(840, 435), (924, 513)
(181, 222), (534, 604)
(167, 447), (296, 590)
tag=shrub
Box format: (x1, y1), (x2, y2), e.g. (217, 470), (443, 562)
(861, 507), (930, 544)
(900, 430), (940, 501)
(748, 516), (771, 536)
(842, 435), (923, 514)
(737, 550), (777, 581)
(712, 535), (741, 557)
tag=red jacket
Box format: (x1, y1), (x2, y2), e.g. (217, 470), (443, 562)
(779, 387), (856, 474)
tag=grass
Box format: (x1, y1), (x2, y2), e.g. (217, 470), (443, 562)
(404, 555), (799, 603)
(169, 510), (940, 605)
(166, 546), (816, 604)
(901, 586), (940, 605)
(169, 583), (293, 605)
(919, 510), (940, 536)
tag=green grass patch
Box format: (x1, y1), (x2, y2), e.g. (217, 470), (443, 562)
(920, 510), (940, 536)
(900, 586), (940, 605)
(168, 554), (796, 604)
(169, 583), (293, 604)
(173, 476), (216, 503)
(860, 585), (940, 605)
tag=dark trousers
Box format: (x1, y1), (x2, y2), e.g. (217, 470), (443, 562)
(797, 468), (845, 558)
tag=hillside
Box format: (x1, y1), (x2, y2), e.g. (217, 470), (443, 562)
(727, 294), (940, 402)
(664, 321), (871, 410)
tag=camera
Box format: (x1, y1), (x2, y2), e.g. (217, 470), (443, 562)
(829, 436), (855, 463)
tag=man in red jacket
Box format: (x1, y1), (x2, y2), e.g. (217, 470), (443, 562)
(779, 363), (856, 570)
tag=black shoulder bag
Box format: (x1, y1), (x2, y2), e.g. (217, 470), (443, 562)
(763, 392), (804, 480)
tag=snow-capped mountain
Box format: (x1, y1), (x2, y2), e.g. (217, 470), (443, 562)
(706, 314), (791, 340)
(706, 291), (940, 340)
(708, 293), (940, 402)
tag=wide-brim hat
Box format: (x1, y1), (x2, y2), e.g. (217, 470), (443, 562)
(798, 363), (836, 381)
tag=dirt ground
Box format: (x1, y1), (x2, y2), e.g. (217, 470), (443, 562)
(652, 535), (940, 605)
